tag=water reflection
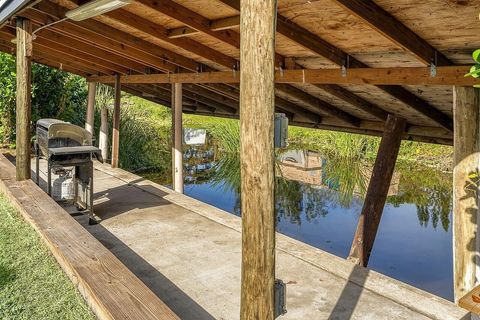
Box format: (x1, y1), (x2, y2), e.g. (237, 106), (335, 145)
(142, 134), (454, 300)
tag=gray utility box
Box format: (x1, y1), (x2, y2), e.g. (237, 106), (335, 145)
(274, 113), (288, 148)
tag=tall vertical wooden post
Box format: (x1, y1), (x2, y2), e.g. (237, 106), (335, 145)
(171, 83), (183, 193)
(111, 74), (121, 168)
(239, 1), (277, 319)
(453, 86), (480, 303)
(15, 17), (32, 181)
(348, 115), (406, 267)
(85, 82), (96, 135)
(99, 106), (109, 161)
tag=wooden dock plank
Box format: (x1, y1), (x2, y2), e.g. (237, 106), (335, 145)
(459, 284), (480, 314)
(0, 154), (179, 320)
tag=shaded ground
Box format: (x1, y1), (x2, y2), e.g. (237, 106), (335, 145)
(0, 193), (95, 320)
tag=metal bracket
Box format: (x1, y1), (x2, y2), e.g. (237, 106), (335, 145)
(430, 51), (438, 77)
(430, 63), (437, 77)
(275, 279), (287, 318)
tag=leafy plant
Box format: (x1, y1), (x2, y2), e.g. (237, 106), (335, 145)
(0, 52), (88, 145)
(465, 49), (480, 88)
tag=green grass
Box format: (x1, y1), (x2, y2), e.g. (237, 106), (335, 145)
(0, 193), (95, 320)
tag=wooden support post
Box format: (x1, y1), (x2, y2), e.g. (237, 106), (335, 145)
(453, 86), (480, 303)
(348, 115), (406, 267)
(15, 17), (32, 181)
(111, 74), (121, 168)
(171, 83), (183, 193)
(239, 1), (277, 319)
(85, 82), (96, 135)
(99, 105), (109, 161)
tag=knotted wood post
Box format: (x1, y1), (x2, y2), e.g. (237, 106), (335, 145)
(85, 82), (96, 135)
(15, 17), (32, 181)
(239, 0), (277, 319)
(111, 74), (121, 168)
(348, 115), (406, 266)
(171, 83), (183, 193)
(453, 86), (480, 303)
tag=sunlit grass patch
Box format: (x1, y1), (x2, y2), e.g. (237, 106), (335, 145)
(0, 193), (95, 320)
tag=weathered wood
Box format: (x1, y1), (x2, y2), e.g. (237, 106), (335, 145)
(111, 74), (121, 168)
(87, 66), (475, 86)
(30, 0), (459, 132)
(348, 115), (406, 266)
(276, 84), (360, 127)
(218, 0), (454, 130)
(459, 283), (480, 313)
(85, 82), (96, 135)
(239, 0), (276, 319)
(167, 15), (240, 38)
(171, 83), (183, 193)
(99, 105), (109, 161)
(332, 0), (451, 66)
(453, 86), (480, 303)
(0, 155), (179, 320)
(137, 0), (239, 48)
(15, 17), (32, 181)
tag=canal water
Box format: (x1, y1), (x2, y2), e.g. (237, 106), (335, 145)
(144, 137), (453, 301)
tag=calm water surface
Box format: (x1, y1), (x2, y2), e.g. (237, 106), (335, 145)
(148, 143), (453, 301)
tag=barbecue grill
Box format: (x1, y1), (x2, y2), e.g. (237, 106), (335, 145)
(35, 119), (102, 224)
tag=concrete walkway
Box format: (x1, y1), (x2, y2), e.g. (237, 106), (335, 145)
(36, 160), (469, 320)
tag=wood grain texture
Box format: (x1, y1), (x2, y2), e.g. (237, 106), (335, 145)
(111, 74), (120, 168)
(239, 0), (277, 318)
(453, 86), (480, 303)
(15, 17), (32, 181)
(85, 82), (96, 134)
(331, 0), (451, 66)
(87, 66), (476, 86)
(348, 115), (406, 266)
(0, 155), (179, 320)
(171, 83), (183, 193)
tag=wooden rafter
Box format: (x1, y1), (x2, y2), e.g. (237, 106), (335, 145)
(34, 1), (332, 125)
(331, 0), (451, 66)
(120, 0), (362, 126)
(218, 0), (454, 131)
(34, 2), (199, 71)
(87, 66), (475, 86)
(135, 0), (383, 122)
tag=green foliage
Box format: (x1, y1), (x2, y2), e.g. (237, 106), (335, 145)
(465, 49), (480, 88)
(0, 54), (16, 144)
(0, 52), (88, 145)
(0, 194), (95, 319)
(117, 104), (171, 171)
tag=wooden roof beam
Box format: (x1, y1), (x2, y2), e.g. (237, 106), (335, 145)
(27, 8), (177, 73)
(276, 84), (359, 126)
(135, 0), (284, 68)
(331, 0), (451, 66)
(103, 9), (238, 70)
(0, 42), (90, 77)
(218, 0), (453, 131)
(13, 10), (151, 73)
(168, 16), (240, 39)
(155, 0), (386, 121)
(133, 0), (361, 125)
(34, 2), (200, 71)
(87, 66), (475, 86)
(137, 0), (240, 48)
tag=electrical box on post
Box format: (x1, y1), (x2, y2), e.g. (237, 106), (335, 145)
(274, 113), (288, 148)
(275, 279), (287, 317)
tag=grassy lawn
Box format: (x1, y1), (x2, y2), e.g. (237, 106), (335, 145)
(0, 193), (95, 320)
